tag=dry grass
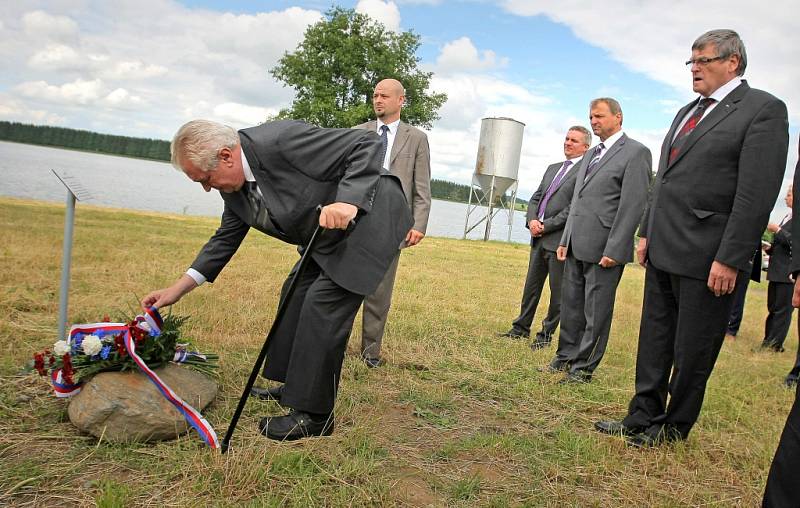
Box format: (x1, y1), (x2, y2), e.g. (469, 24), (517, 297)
(0, 197), (795, 506)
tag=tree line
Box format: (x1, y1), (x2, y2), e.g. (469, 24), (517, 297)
(0, 121), (170, 161)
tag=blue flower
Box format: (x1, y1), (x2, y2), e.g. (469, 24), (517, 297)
(100, 345), (112, 360)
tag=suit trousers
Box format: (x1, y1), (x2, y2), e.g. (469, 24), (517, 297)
(622, 263), (737, 438)
(726, 275), (751, 336)
(511, 242), (563, 338)
(361, 250), (401, 360)
(554, 255), (624, 375)
(787, 320), (800, 383)
(762, 382), (800, 507)
(262, 257), (364, 414)
(763, 281), (794, 349)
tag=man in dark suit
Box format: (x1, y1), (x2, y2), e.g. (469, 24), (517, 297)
(546, 98), (652, 383)
(594, 29), (789, 447)
(353, 79), (431, 367)
(761, 186), (793, 351)
(498, 126), (590, 349)
(142, 119), (412, 441)
(764, 140), (800, 507)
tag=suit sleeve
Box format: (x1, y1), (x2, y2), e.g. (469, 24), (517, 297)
(189, 202), (250, 283)
(276, 122), (383, 212)
(773, 222), (792, 246)
(604, 145), (653, 262)
(715, 99), (789, 270)
(525, 171), (548, 225)
(411, 134), (432, 233)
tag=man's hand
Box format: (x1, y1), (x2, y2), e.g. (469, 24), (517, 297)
(599, 256), (618, 268)
(707, 260), (737, 297)
(141, 274), (198, 310)
(528, 219), (544, 237)
(767, 222), (780, 233)
(636, 237), (648, 267)
(557, 245), (567, 261)
(320, 202), (358, 230)
(405, 229), (425, 246)
(793, 278), (800, 308)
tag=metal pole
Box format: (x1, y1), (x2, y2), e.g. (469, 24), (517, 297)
(58, 191), (76, 341)
(484, 176), (495, 241)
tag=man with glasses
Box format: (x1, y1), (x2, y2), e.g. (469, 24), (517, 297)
(594, 29), (789, 447)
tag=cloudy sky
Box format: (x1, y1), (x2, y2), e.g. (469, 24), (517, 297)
(1, 0), (798, 207)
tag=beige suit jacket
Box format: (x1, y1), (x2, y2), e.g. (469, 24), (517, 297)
(354, 120), (432, 234)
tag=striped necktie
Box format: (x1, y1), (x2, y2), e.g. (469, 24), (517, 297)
(379, 125), (389, 169)
(584, 143), (605, 180)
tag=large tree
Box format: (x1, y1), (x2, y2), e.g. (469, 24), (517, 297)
(271, 7), (447, 129)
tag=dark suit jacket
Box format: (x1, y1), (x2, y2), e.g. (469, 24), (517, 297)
(767, 218), (793, 283)
(189, 120), (413, 296)
(525, 160), (580, 252)
(354, 120), (431, 235)
(560, 134), (652, 264)
(641, 81), (790, 280)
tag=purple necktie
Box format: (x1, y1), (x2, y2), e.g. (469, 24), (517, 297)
(537, 160), (573, 219)
(584, 143), (605, 181)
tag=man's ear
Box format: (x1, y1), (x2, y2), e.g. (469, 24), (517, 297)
(218, 147), (233, 166)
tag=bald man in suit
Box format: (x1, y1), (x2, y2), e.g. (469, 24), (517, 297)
(353, 79), (431, 367)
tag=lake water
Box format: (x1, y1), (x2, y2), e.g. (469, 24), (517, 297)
(0, 141), (532, 244)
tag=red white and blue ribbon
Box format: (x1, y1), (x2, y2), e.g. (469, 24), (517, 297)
(62, 307), (220, 449)
(51, 369), (82, 398)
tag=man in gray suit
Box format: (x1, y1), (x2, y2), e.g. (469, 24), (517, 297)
(499, 126), (590, 348)
(353, 79), (432, 367)
(142, 119), (412, 441)
(547, 98), (652, 383)
(595, 30), (788, 447)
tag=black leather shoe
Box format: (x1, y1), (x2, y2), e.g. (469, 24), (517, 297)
(538, 358), (569, 373)
(594, 420), (640, 437)
(259, 410), (334, 441)
(784, 376), (798, 388)
(250, 385), (282, 402)
(559, 371), (592, 384)
(529, 338), (552, 351)
(363, 357), (381, 368)
(761, 340), (785, 352)
(626, 425), (683, 448)
(498, 328), (530, 339)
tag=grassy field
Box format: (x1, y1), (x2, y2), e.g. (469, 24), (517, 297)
(0, 197), (796, 507)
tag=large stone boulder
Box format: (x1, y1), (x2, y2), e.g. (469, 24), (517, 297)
(67, 363), (218, 443)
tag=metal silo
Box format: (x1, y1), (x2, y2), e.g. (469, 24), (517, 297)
(463, 117), (525, 241)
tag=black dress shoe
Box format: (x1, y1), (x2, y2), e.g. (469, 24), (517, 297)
(529, 338), (552, 351)
(250, 385), (283, 402)
(594, 420), (640, 437)
(498, 328), (530, 339)
(625, 425), (683, 448)
(259, 410), (334, 441)
(559, 370), (592, 384)
(538, 358), (569, 373)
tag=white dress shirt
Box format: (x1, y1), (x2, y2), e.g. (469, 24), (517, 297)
(376, 118), (400, 170)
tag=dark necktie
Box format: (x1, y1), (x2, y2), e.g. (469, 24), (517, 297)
(584, 143), (605, 180)
(379, 125), (389, 169)
(537, 160), (573, 219)
(245, 181), (269, 228)
(669, 98), (715, 164)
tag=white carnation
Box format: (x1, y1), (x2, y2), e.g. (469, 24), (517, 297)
(82, 335), (103, 356)
(53, 340), (71, 357)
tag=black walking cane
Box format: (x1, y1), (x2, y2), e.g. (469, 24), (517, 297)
(221, 208), (327, 454)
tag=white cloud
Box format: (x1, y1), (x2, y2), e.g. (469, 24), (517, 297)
(212, 102), (275, 127)
(1, 2), (322, 139)
(501, 0), (800, 123)
(436, 37), (509, 73)
(28, 44), (82, 70)
(22, 10), (78, 41)
(15, 78), (104, 105)
(355, 0), (401, 32)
